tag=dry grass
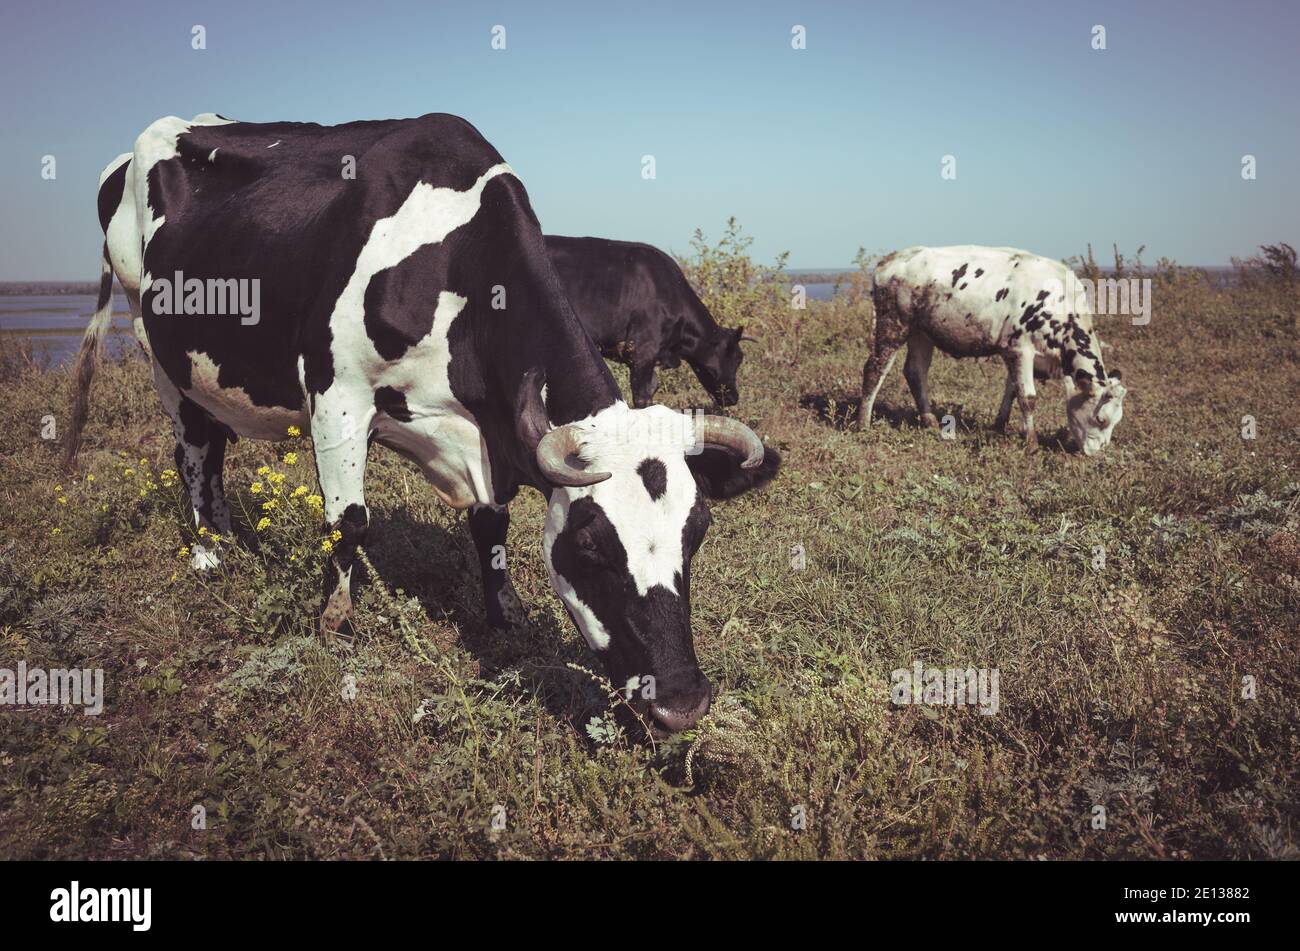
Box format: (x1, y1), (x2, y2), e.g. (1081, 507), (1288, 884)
(1, 244), (1297, 859)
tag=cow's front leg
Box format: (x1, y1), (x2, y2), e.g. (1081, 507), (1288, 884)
(311, 393), (374, 640)
(629, 360), (659, 408)
(1012, 350), (1039, 452)
(903, 333), (938, 428)
(993, 354), (1018, 433)
(468, 503), (528, 632)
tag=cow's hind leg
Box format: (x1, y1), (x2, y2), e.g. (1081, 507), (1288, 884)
(903, 333), (938, 428)
(857, 317), (909, 429)
(468, 503), (528, 632)
(311, 392), (374, 639)
(157, 373), (232, 570)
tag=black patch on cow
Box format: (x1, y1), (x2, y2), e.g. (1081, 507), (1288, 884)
(363, 242), (444, 360)
(951, 263), (968, 286)
(959, 282), (968, 290)
(97, 160), (130, 233)
(974, 268), (984, 278)
(374, 386), (413, 422)
(95, 244), (114, 310)
(637, 457), (668, 501)
(995, 288), (1009, 301)
(1036, 290), (1050, 301)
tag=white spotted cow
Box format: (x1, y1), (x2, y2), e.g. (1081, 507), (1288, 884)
(66, 113), (773, 734)
(859, 246), (1127, 454)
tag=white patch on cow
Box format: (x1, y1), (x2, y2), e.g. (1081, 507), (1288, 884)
(208, 148), (219, 162)
(190, 544), (221, 572)
(542, 402), (699, 598)
(371, 292), (496, 508)
(322, 163), (515, 509)
(266, 140), (281, 149)
(183, 351), (308, 440)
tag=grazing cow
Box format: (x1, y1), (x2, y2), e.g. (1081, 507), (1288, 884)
(66, 112), (772, 734)
(544, 235), (750, 407)
(860, 246), (1127, 454)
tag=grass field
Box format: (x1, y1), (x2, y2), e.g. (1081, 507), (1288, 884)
(1, 234), (1297, 860)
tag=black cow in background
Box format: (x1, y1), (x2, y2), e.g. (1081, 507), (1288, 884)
(545, 235), (750, 408)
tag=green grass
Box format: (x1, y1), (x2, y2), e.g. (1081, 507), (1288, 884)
(1, 249), (1297, 859)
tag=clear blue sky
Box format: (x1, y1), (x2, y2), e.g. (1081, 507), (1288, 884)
(1, 0), (1296, 278)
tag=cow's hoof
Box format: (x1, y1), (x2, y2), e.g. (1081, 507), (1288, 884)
(920, 412), (940, 430)
(1023, 434), (1040, 454)
(993, 417), (1010, 434)
(489, 586), (529, 633)
(190, 544), (222, 572)
(319, 588), (354, 644)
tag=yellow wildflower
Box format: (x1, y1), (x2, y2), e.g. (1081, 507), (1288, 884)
(257, 465), (270, 476)
(306, 494), (324, 510)
(50, 527), (61, 535)
(198, 526), (208, 537)
(283, 452), (298, 465)
(331, 529), (342, 542)
(178, 546), (190, 557)
(287, 425), (301, 437)
(268, 472), (286, 485)
(292, 485), (308, 497)
(262, 500), (278, 511)
(57, 496), (67, 505)
(86, 474), (95, 482)
(250, 482), (263, 494)
(321, 539), (334, 553)
(54, 484), (63, 492)
(256, 517), (271, 532)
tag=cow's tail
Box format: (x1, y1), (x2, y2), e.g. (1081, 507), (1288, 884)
(63, 241), (115, 469)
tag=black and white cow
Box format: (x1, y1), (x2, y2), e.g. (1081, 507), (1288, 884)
(860, 246), (1127, 454)
(66, 112), (771, 734)
(544, 235), (750, 408)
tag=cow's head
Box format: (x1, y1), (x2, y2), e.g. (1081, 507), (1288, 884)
(529, 401), (764, 735)
(1064, 372), (1127, 455)
(690, 326), (749, 407)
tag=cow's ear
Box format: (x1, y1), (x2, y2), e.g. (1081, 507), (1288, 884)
(516, 367), (550, 451)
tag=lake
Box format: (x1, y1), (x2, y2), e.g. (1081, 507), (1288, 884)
(0, 292), (136, 366)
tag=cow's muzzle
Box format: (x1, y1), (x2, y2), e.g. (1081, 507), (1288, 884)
(648, 679), (712, 734)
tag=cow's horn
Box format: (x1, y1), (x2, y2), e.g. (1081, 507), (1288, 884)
(535, 425), (611, 487)
(700, 415), (765, 469)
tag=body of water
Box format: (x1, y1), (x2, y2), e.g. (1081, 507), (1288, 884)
(0, 292), (135, 365)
